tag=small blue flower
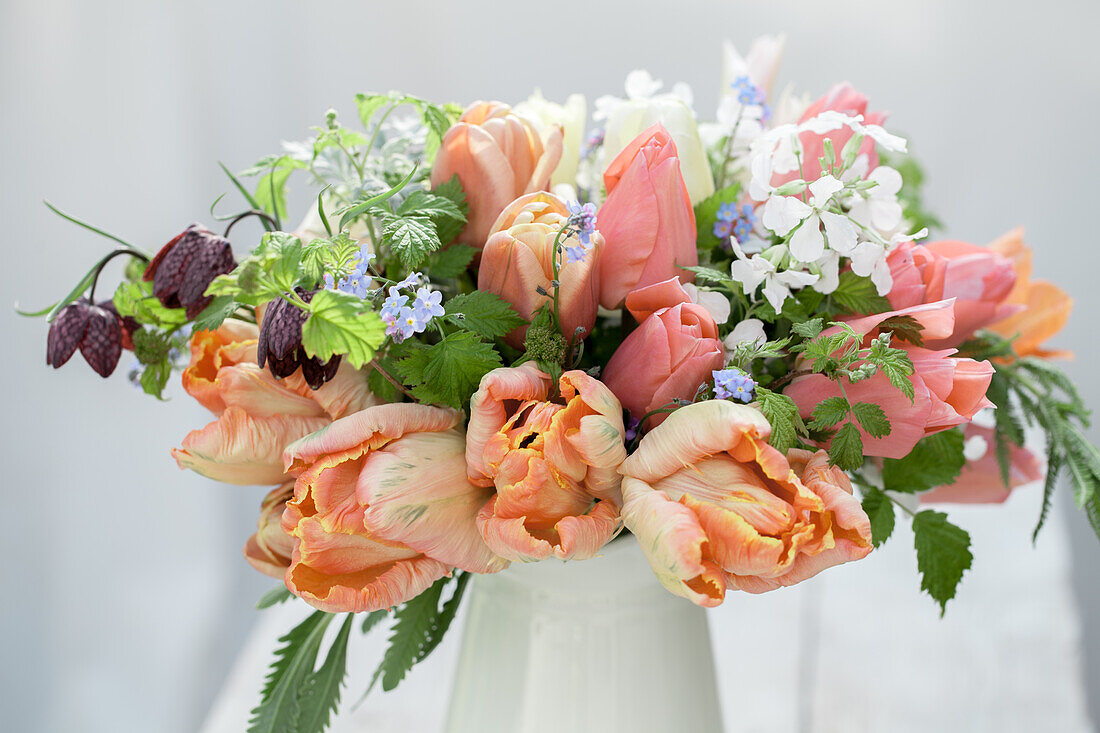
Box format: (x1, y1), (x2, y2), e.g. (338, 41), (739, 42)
(717, 202), (738, 222)
(567, 200), (599, 246)
(624, 415), (641, 443)
(380, 287), (408, 321)
(564, 244), (588, 264)
(713, 219), (733, 239)
(412, 287), (444, 322)
(712, 367), (756, 403)
(385, 306), (421, 343)
(394, 272), (422, 290)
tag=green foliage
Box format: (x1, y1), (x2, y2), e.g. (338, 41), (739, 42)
(755, 388), (807, 454)
(880, 149), (943, 234)
(443, 291), (525, 339)
(851, 401), (891, 438)
(207, 233), (313, 307)
(808, 396), (851, 431)
(876, 314), (925, 347)
(395, 330), (503, 409)
(336, 165), (419, 233)
(865, 334), (916, 401)
(361, 609), (389, 634)
(369, 572), (471, 694)
(354, 92), (462, 162)
(380, 214), (439, 268)
(860, 487), (896, 548)
(113, 280), (188, 327)
(829, 422), (865, 471)
(248, 611), (334, 733)
(881, 430), (966, 494)
(791, 318), (824, 340)
(295, 614), (354, 733)
(912, 510), (973, 616)
(424, 244), (477, 279)
(242, 155), (307, 226)
(693, 184), (741, 251)
(828, 270), (891, 316)
(680, 265), (738, 289)
(300, 289), (387, 369)
(256, 586), (293, 610)
(192, 295), (240, 332)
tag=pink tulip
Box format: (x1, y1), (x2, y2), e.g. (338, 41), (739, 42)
(244, 482), (296, 579)
(430, 101), (563, 249)
(597, 124), (698, 309)
(886, 240), (1021, 348)
(774, 83), (886, 187)
(620, 400), (872, 607)
(466, 363), (626, 562)
(921, 424), (1043, 504)
(172, 321), (377, 485)
(280, 403), (506, 613)
(478, 192), (602, 348)
(784, 302), (994, 459)
(602, 278), (723, 425)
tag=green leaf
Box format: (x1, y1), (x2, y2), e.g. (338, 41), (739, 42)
(828, 421), (864, 471)
(755, 388), (806, 454)
(300, 290), (387, 369)
(139, 360), (171, 399)
(372, 579), (445, 693)
(415, 571), (470, 661)
(444, 291), (525, 339)
(395, 331), (503, 410)
(877, 314), (925, 346)
(113, 280), (189, 327)
(361, 609), (389, 634)
(912, 510), (972, 616)
(381, 214), (441, 268)
(193, 295), (241, 332)
(830, 270), (891, 316)
(248, 611), (333, 733)
(424, 244), (477, 279)
(420, 102), (459, 161)
(679, 265), (736, 287)
(881, 429), (966, 494)
(865, 336), (916, 402)
(338, 165), (418, 232)
(355, 92), (396, 129)
(296, 614), (354, 733)
(252, 156), (306, 224)
(851, 402), (891, 438)
(861, 488), (896, 548)
(693, 184), (741, 250)
(131, 328), (172, 365)
(257, 586), (293, 610)
(791, 318), (824, 340)
(808, 396), (850, 431)
(1033, 432), (1063, 542)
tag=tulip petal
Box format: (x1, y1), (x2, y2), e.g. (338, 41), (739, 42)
(465, 363), (552, 485)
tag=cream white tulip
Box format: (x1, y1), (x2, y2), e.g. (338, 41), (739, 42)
(514, 90), (587, 187)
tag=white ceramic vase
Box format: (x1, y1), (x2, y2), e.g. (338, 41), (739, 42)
(444, 536), (724, 733)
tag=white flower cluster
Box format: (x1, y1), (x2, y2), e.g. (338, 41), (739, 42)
(731, 112), (928, 311)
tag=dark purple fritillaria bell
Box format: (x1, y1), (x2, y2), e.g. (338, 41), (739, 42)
(47, 298), (125, 377)
(143, 224), (236, 318)
(257, 289), (341, 390)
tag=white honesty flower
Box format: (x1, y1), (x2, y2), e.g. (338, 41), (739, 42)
(848, 241), (893, 295)
(785, 176), (859, 262)
(811, 249), (841, 295)
(723, 317), (767, 354)
(849, 166), (904, 233)
(730, 243), (819, 311)
(682, 282), (732, 325)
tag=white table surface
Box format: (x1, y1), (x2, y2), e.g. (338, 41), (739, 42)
(200, 490), (1094, 733)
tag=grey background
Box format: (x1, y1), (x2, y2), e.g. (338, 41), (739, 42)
(1, 0), (1096, 730)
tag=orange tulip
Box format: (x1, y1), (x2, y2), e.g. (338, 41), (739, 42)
(281, 403), (506, 613)
(987, 228), (1073, 359)
(478, 192), (602, 348)
(466, 364), (627, 562)
(620, 400), (872, 606)
(597, 124), (698, 309)
(430, 101), (563, 249)
(172, 321), (377, 485)
(601, 278), (723, 425)
(244, 482), (296, 579)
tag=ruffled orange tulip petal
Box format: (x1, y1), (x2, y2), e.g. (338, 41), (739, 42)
(603, 281), (723, 425)
(478, 192), (601, 348)
(620, 401), (872, 606)
(921, 424), (1043, 504)
(181, 321), (260, 413)
(987, 228), (1073, 359)
(244, 482), (296, 579)
(466, 364), (627, 562)
(430, 101), (563, 249)
(281, 403), (505, 613)
(597, 124), (697, 309)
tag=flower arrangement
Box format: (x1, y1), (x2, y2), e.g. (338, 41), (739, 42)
(22, 35), (1098, 733)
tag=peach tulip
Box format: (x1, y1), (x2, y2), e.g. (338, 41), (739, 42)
(478, 192), (602, 348)
(886, 240), (1021, 348)
(244, 482), (296, 578)
(172, 321), (377, 485)
(280, 403), (506, 613)
(466, 364), (626, 562)
(601, 278), (723, 425)
(620, 400), (872, 606)
(987, 228), (1073, 359)
(920, 424), (1043, 504)
(784, 302), (994, 459)
(774, 83), (886, 188)
(430, 101), (563, 249)
(597, 124), (698, 309)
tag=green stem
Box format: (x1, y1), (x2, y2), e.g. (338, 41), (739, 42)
(366, 104), (398, 157)
(44, 201), (151, 257)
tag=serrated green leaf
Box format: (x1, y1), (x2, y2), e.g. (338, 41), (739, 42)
(881, 429), (965, 494)
(193, 295), (241, 332)
(257, 586), (293, 610)
(248, 611), (333, 733)
(680, 265), (736, 287)
(851, 401), (891, 438)
(355, 92), (396, 129)
(397, 191), (465, 241)
(828, 421), (864, 471)
(395, 331), (502, 409)
(830, 270), (890, 315)
(361, 609), (389, 634)
(1033, 432), (1063, 542)
(338, 165), (419, 233)
(381, 213), (441, 269)
(809, 396), (850, 431)
(791, 318), (824, 340)
(420, 102), (458, 162)
(444, 291), (525, 339)
(756, 388), (806, 454)
(415, 571), (470, 661)
(300, 290), (387, 369)
(295, 614), (354, 733)
(912, 510), (972, 616)
(877, 314), (925, 346)
(861, 488), (896, 548)
(371, 579), (445, 693)
(425, 244), (477, 280)
(139, 360), (171, 399)
(113, 280), (189, 327)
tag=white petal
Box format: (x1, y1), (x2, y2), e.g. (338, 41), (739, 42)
(870, 198), (903, 233)
(762, 277), (791, 311)
(862, 124), (908, 153)
(812, 251), (840, 294)
(800, 111), (861, 135)
(788, 214), (825, 262)
(724, 318), (767, 351)
(771, 134), (800, 174)
(808, 175), (844, 204)
(775, 268), (820, 289)
(731, 258), (769, 291)
(683, 284), (732, 325)
(670, 82), (694, 109)
(871, 257), (894, 295)
(869, 166), (903, 197)
(761, 195), (812, 236)
(849, 242), (884, 278)
(748, 152), (774, 200)
(624, 69), (662, 100)
(820, 211), (859, 255)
